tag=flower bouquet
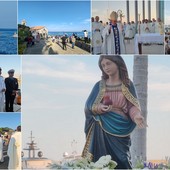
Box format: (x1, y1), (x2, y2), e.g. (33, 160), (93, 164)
(49, 155), (117, 169)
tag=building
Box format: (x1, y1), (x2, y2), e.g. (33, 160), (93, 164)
(21, 19), (27, 26)
(30, 26), (48, 39)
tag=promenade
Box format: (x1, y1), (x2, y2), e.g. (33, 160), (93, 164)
(24, 38), (90, 55)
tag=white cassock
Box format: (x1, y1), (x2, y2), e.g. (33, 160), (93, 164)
(140, 23), (145, 34)
(143, 23), (151, 33)
(155, 22), (164, 34)
(92, 22), (103, 54)
(150, 22), (156, 33)
(125, 24), (134, 39)
(7, 132), (21, 170)
(131, 23), (136, 37)
(102, 23), (126, 54)
(0, 137), (4, 162)
(0, 76), (6, 112)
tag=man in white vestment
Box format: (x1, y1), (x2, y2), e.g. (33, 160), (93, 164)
(7, 126), (21, 170)
(125, 22), (134, 39)
(155, 18), (164, 34)
(0, 67), (6, 112)
(0, 134), (4, 163)
(92, 16), (103, 54)
(150, 18), (156, 33)
(143, 19), (151, 33)
(102, 11), (125, 54)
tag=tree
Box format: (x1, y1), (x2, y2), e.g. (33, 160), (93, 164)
(130, 55), (148, 167)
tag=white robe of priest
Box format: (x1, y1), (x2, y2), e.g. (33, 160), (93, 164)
(92, 22), (103, 54)
(125, 24), (134, 39)
(143, 23), (151, 33)
(155, 22), (164, 34)
(102, 23), (126, 54)
(7, 132), (21, 170)
(0, 137), (4, 162)
(0, 76), (5, 112)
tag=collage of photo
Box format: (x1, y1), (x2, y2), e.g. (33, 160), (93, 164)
(0, 0), (170, 169)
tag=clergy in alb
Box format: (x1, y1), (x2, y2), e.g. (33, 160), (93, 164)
(7, 126), (21, 170)
(102, 11), (126, 54)
(92, 16), (103, 54)
(0, 134), (4, 163)
(0, 67), (6, 112)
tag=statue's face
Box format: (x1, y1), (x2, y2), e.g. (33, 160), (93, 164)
(101, 58), (119, 77)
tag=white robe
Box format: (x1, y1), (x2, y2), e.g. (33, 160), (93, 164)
(143, 23), (151, 33)
(150, 22), (156, 33)
(0, 76), (6, 112)
(102, 24), (126, 54)
(7, 132), (21, 170)
(155, 22), (164, 34)
(125, 24), (134, 39)
(131, 23), (136, 37)
(92, 22), (103, 54)
(0, 137), (4, 162)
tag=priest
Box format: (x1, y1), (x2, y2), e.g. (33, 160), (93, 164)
(102, 11), (126, 54)
(7, 126), (21, 170)
(0, 134), (4, 163)
(92, 16), (103, 54)
(0, 67), (6, 112)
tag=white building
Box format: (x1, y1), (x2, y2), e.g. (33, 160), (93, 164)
(21, 19), (27, 26)
(30, 26), (48, 39)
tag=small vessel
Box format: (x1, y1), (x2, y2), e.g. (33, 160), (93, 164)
(13, 32), (18, 38)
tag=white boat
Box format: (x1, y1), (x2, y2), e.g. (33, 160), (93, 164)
(13, 32), (18, 38)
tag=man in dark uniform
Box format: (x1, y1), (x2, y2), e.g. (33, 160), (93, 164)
(5, 69), (18, 112)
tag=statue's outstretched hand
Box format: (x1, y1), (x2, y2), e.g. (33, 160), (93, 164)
(134, 114), (148, 128)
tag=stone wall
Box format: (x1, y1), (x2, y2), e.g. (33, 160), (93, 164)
(75, 41), (91, 53)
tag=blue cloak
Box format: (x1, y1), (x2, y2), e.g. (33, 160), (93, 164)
(82, 80), (141, 169)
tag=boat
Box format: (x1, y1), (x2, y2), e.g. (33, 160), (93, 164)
(22, 131), (52, 169)
(12, 32), (18, 38)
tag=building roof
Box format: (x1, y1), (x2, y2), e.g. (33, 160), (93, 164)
(30, 26), (45, 31)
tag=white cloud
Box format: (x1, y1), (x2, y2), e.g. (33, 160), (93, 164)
(23, 58), (99, 83)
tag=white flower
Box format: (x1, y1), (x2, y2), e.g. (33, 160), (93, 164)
(97, 155), (111, 166)
(94, 161), (104, 169)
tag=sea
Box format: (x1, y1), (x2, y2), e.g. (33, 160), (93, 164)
(48, 31), (91, 39)
(0, 28), (17, 54)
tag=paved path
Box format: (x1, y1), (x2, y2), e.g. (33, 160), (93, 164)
(24, 38), (90, 55)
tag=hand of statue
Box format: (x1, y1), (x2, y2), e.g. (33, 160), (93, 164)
(98, 104), (112, 114)
(134, 114), (147, 128)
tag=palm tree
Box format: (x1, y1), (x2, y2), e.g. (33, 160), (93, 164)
(130, 55), (148, 167)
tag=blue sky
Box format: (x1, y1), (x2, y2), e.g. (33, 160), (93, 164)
(0, 1), (17, 29)
(0, 113), (21, 130)
(22, 55), (170, 161)
(0, 56), (21, 78)
(18, 1), (90, 32)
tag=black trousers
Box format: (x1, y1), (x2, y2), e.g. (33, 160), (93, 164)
(5, 92), (15, 112)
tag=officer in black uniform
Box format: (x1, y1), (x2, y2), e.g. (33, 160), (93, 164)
(5, 69), (18, 112)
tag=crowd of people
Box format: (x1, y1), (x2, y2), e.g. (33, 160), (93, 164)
(0, 126), (21, 169)
(50, 31), (90, 51)
(0, 68), (19, 112)
(92, 11), (164, 54)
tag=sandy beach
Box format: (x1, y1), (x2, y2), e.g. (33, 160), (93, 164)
(24, 37), (90, 55)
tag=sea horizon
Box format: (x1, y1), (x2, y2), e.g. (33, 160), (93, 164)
(48, 31), (91, 38)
